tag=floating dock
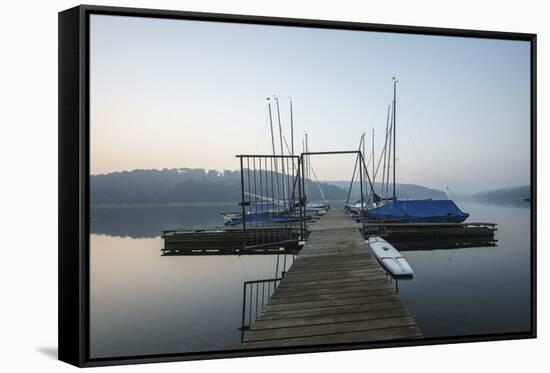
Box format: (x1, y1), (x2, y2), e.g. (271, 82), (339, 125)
(241, 209), (422, 348)
(162, 227), (301, 255)
(362, 222), (497, 242)
(162, 219), (496, 255)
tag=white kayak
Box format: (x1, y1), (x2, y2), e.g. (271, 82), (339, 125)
(367, 236), (414, 276)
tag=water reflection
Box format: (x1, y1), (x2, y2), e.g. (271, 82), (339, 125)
(470, 197), (530, 209)
(89, 199), (531, 357)
(90, 203), (234, 238)
(385, 238), (498, 293)
(90, 233), (295, 358)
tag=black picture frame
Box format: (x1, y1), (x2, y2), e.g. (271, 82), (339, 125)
(58, 4), (537, 367)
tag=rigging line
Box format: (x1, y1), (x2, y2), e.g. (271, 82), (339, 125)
(281, 136), (300, 208)
(346, 134), (365, 203)
(374, 108), (393, 183)
(309, 165), (328, 203)
(282, 136), (298, 172)
(254, 106), (271, 154)
(275, 96), (287, 211)
(346, 154), (359, 204)
(358, 151), (377, 199)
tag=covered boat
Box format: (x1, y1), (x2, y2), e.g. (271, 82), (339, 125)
(363, 199), (469, 223)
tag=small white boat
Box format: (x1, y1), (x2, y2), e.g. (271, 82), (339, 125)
(367, 236), (414, 276)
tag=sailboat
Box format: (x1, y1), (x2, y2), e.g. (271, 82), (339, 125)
(222, 97), (321, 226)
(221, 193), (316, 226)
(361, 78), (469, 224)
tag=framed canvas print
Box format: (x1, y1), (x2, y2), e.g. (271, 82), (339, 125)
(58, 5), (537, 367)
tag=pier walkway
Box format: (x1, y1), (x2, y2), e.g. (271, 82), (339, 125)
(242, 209), (422, 348)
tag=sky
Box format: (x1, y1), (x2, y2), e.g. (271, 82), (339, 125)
(89, 15), (531, 193)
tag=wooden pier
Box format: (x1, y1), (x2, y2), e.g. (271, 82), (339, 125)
(241, 209), (422, 348)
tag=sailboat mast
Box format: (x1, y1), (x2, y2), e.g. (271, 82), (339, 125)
(275, 96), (287, 208)
(267, 99), (276, 157)
(382, 105), (390, 199)
(362, 131), (366, 188)
(305, 133), (309, 203)
(386, 103), (393, 199)
(392, 77), (398, 201)
(372, 128), (375, 186)
(275, 97), (285, 157)
(290, 98), (294, 157)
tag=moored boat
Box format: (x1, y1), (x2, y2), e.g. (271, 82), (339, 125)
(367, 236), (414, 276)
(362, 199), (469, 223)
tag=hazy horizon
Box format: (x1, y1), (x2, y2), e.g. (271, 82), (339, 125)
(90, 165), (529, 195)
(90, 15), (531, 194)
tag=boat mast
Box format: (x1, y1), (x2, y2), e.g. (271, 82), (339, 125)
(382, 105), (390, 199)
(275, 96), (284, 157)
(305, 132), (309, 203)
(274, 96), (287, 208)
(289, 98), (294, 157)
(372, 128), (375, 188)
(386, 103), (393, 199)
(267, 97), (280, 208)
(267, 98), (276, 157)
(392, 77), (398, 201)
(362, 131), (366, 201)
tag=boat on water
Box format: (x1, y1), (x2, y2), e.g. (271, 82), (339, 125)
(221, 200), (282, 223)
(307, 202), (330, 211)
(363, 199), (469, 223)
(355, 78), (469, 224)
(222, 198), (326, 225)
(367, 236), (414, 276)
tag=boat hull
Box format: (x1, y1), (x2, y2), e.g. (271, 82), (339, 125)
(367, 236), (414, 276)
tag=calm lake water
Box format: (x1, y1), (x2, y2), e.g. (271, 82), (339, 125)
(89, 199), (531, 358)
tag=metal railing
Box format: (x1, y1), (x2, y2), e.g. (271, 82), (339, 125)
(239, 277), (282, 339)
(237, 154), (305, 249)
(237, 151), (375, 248)
(238, 253), (295, 339)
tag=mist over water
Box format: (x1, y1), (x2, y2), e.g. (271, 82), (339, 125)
(89, 198), (531, 358)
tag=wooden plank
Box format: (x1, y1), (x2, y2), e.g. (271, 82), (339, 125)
(268, 288), (395, 305)
(252, 307), (409, 330)
(276, 275), (389, 288)
(272, 283), (393, 298)
(242, 326), (422, 348)
(256, 300), (406, 321)
(263, 294), (400, 312)
(282, 268), (385, 281)
(244, 316), (416, 342)
(242, 208), (422, 348)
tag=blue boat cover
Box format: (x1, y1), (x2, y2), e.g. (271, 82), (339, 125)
(364, 199), (469, 223)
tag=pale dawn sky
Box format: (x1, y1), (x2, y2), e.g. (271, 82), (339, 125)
(90, 15), (531, 193)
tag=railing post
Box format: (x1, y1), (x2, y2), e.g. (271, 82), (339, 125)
(297, 156), (304, 241)
(300, 155), (306, 242)
(240, 282), (247, 335)
(240, 156), (246, 238)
